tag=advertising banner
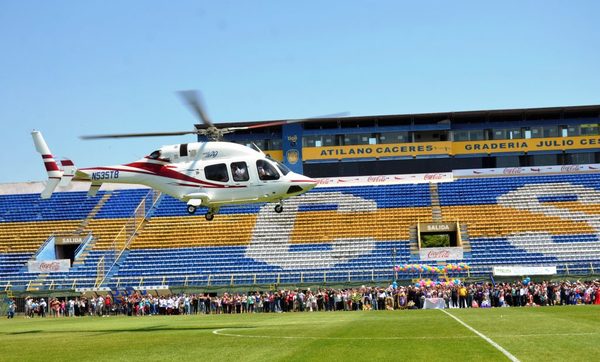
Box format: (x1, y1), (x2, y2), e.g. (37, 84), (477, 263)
(302, 136), (600, 161)
(453, 164), (600, 177)
(264, 150), (283, 162)
(492, 266), (557, 276)
(419, 247), (464, 261)
(28, 259), (70, 273)
(452, 135), (600, 155)
(316, 172), (453, 187)
(303, 142), (451, 160)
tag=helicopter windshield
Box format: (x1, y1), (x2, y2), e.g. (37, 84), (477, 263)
(267, 156), (290, 176)
(148, 150), (161, 159)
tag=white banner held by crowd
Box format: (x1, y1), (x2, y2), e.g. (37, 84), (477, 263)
(423, 298), (446, 309)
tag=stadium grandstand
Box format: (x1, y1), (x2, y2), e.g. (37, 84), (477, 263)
(1, 104), (600, 296)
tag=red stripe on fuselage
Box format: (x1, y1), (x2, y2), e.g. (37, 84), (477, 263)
(125, 162), (241, 188)
(83, 162), (245, 189)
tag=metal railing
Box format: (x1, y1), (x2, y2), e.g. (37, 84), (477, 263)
(95, 256), (105, 288)
(73, 232), (94, 260)
(31, 234), (55, 259)
(3, 261), (600, 292)
(95, 190), (162, 287)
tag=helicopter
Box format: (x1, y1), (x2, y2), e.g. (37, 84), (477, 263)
(32, 91), (317, 221)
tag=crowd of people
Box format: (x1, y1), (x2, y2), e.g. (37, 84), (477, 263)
(8, 279), (600, 318)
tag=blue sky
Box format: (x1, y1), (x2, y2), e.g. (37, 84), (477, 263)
(1, 1), (599, 183)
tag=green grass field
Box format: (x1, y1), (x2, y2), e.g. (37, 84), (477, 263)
(1, 306), (599, 361)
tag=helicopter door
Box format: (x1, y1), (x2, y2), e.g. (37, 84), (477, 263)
(227, 161), (253, 202)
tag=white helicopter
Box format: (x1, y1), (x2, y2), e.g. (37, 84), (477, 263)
(32, 91), (317, 221)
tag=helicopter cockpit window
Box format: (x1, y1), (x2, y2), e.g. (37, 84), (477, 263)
(231, 162), (249, 182)
(148, 150), (161, 159)
(256, 159), (280, 181)
(205, 163), (229, 182)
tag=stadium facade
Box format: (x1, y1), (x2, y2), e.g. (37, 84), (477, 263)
(210, 104), (600, 176)
(2, 104), (600, 297)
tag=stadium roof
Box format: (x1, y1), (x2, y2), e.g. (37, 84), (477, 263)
(197, 104), (600, 130)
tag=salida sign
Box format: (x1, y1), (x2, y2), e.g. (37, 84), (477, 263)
(421, 222), (457, 232)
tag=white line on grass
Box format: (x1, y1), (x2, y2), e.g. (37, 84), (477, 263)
(213, 327), (597, 342)
(212, 328), (479, 340)
(440, 309), (520, 362)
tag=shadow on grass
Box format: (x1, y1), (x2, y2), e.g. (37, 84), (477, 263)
(6, 330), (43, 335)
(5, 325), (255, 336)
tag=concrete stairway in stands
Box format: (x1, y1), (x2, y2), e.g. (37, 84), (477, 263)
(76, 191), (113, 233)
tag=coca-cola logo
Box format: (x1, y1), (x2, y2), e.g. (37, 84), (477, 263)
(315, 179), (332, 185)
(424, 173), (444, 180)
(427, 250), (450, 258)
(561, 165), (580, 172)
(367, 176), (387, 182)
(503, 168), (522, 174)
(39, 262), (61, 271)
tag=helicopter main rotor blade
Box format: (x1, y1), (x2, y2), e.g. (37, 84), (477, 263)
(226, 112), (350, 131)
(80, 130), (198, 140)
(177, 90), (214, 128)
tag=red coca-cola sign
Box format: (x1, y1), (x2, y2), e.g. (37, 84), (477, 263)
(424, 173), (444, 180)
(561, 165), (580, 172)
(427, 250), (450, 258)
(367, 176), (387, 182)
(39, 262), (61, 271)
(503, 168), (522, 174)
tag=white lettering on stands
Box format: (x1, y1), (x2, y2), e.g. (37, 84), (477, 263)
(426, 224), (451, 231)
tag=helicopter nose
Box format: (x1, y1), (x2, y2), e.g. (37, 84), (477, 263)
(303, 178), (317, 191)
(287, 175), (317, 195)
